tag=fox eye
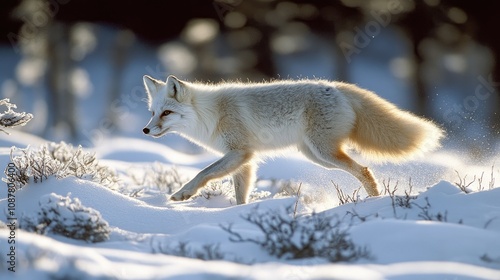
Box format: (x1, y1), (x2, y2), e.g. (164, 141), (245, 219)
(161, 110), (173, 117)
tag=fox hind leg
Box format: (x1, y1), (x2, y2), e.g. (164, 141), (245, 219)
(333, 150), (380, 196)
(301, 140), (380, 196)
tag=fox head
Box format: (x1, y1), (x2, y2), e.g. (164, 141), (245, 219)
(142, 75), (193, 138)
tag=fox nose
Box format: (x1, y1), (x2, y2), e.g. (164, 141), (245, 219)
(143, 127), (150, 134)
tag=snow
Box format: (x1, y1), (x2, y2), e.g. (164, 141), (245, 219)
(0, 134), (499, 280)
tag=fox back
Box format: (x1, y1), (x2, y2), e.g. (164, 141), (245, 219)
(143, 75), (357, 156)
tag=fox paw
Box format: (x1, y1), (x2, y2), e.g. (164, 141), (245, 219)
(170, 189), (195, 201)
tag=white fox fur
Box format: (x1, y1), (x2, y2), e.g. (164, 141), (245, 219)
(143, 75), (444, 204)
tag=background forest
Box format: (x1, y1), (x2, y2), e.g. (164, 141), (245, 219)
(0, 0), (499, 159)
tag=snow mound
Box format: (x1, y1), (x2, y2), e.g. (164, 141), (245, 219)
(0, 136), (499, 279)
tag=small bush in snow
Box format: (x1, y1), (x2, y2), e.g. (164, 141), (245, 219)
(222, 206), (372, 262)
(128, 163), (187, 194)
(249, 189), (272, 201)
(20, 193), (110, 243)
(272, 179), (303, 198)
(153, 241), (225, 261)
(8, 142), (119, 189)
(480, 254), (500, 265)
(0, 98), (33, 134)
(7, 144), (59, 186)
(383, 178), (417, 210)
(197, 180), (234, 200)
(333, 181), (361, 206)
(412, 197), (457, 223)
(271, 179), (317, 206)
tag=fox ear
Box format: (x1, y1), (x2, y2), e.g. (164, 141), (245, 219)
(143, 75), (163, 100)
(166, 75), (188, 102)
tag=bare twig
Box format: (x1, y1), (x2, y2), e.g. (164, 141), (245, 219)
(454, 170), (475, 193)
(293, 182), (302, 219)
(333, 181), (360, 206)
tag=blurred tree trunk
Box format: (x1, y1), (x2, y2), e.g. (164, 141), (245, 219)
(46, 22), (78, 140)
(252, 24), (276, 78)
(398, 2), (435, 118)
(107, 30), (134, 129)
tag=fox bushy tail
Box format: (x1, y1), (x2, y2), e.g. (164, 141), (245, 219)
(337, 82), (445, 162)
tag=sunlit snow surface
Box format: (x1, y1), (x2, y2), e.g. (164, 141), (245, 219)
(0, 131), (499, 280)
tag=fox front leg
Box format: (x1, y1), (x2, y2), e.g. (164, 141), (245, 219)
(170, 150), (254, 202)
(170, 179), (199, 201)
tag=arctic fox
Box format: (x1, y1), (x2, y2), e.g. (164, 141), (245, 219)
(142, 75), (444, 204)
